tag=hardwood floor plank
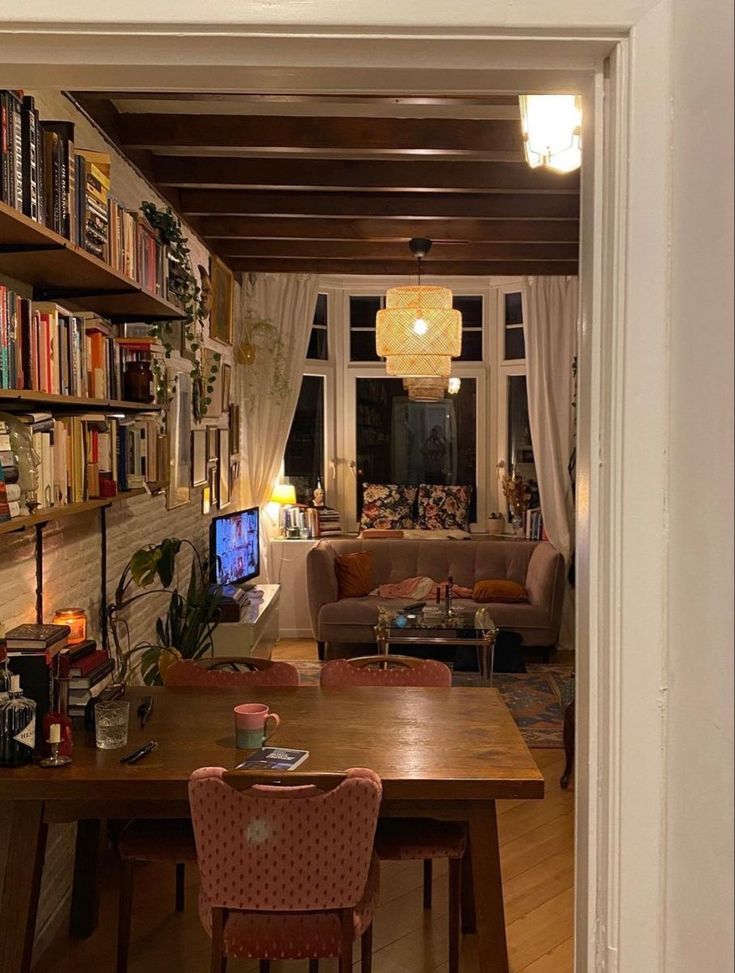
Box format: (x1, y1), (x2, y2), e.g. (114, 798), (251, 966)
(518, 936), (574, 973)
(507, 888), (575, 972)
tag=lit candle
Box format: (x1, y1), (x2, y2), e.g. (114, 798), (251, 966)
(48, 723), (61, 744)
(52, 609), (87, 645)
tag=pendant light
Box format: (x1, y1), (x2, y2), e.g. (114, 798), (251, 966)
(403, 377), (448, 402)
(376, 238), (462, 377)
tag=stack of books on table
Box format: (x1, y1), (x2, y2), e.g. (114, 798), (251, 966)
(64, 640), (114, 717)
(3, 623), (71, 748)
(316, 507), (343, 537)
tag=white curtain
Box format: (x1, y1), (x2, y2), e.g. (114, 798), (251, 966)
(522, 276), (579, 648)
(234, 272), (319, 576)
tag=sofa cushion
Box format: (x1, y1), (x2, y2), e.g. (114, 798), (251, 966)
(360, 483), (417, 530)
(417, 484), (472, 530)
(335, 551), (374, 599)
(473, 579), (529, 603)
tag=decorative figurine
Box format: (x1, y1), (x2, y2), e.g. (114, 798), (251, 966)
(312, 479), (325, 508)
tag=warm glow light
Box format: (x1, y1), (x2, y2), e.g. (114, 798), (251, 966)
(386, 354), (452, 378)
(377, 285), (461, 378)
(519, 94), (582, 173)
(412, 317), (428, 335)
(53, 608), (87, 645)
(269, 484), (297, 506)
(447, 377), (461, 395)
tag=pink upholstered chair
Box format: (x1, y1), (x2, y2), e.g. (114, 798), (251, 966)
(115, 657), (300, 973)
(189, 767), (382, 973)
(320, 654), (466, 973)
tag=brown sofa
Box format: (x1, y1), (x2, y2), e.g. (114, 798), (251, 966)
(306, 538), (565, 658)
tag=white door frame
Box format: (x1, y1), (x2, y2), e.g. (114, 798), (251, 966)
(0, 12), (679, 970)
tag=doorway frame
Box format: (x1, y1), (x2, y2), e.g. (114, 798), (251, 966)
(0, 12), (676, 970)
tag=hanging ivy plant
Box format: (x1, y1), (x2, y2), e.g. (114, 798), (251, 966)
(141, 202), (221, 420)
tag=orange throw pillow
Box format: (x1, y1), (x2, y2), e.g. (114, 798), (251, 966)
(473, 579), (528, 603)
(335, 551), (374, 599)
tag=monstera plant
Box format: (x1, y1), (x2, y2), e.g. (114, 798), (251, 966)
(108, 537), (222, 685)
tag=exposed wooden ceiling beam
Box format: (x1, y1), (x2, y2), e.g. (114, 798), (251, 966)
(73, 91), (520, 106)
(193, 216), (579, 243)
(116, 114), (522, 158)
(225, 258), (578, 275)
(154, 157), (578, 193)
(178, 189), (578, 220)
(215, 240), (577, 260)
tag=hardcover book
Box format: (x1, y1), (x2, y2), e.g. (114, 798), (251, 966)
(235, 748), (310, 772)
(5, 623), (70, 649)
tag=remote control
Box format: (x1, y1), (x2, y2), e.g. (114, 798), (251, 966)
(402, 601), (426, 612)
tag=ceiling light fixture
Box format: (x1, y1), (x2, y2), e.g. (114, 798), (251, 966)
(447, 377), (461, 395)
(376, 238), (462, 378)
(519, 94), (582, 173)
(403, 377), (448, 402)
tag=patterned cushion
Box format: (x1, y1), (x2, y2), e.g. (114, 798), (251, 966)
(360, 483), (417, 530)
(165, 660), (299, 688)
(416, 484), (472, 530)
(374, 818), (467, 861)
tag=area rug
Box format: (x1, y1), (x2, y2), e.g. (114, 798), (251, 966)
(291, 661), (574, 749)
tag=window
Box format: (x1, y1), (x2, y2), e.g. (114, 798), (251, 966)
(454, 295), (484, 361)
(349, 295), (383, 362)
(283, 375), (325, 503)
(504, 291), (525, 360)
(507, 375), (539, 507)
(307, 293), (328, 360)
(355, 376), (477, 521)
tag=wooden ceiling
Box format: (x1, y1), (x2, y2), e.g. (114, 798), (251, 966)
(71, 93), (580, 277)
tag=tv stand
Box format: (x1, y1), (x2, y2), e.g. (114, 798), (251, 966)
(211, 584), (280, 659)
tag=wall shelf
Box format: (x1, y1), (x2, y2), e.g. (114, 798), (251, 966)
(0, 201), (185, 322)
(0, 389), (161, 414)
(0, 487), (168, 537)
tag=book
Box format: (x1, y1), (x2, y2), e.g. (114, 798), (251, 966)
(65, 638), (96, 663)
(68, 657), (113, 689)
(5, 623), (70, 650)
(68, 670), (114, 705)
(235, 747), (310, 772)
(68, 648), (108, 677)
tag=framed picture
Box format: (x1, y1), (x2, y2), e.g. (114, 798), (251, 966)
(218, 428), (231, 508)
(206, 426), (218, 461)
(209, 255), (234, 346)
(201, 483), (211, 515)
(166, 369), (192, 509)
(228, 403), (240, 455)
(220, 362), (232, 414)
(203, 346), (223, 418)
(191, 429), (207, 487)
(207, 462), (219, 509)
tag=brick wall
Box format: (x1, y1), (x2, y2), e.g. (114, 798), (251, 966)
(0, 91), (237, 962)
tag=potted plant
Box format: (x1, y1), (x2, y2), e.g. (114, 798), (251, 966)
(108, 537), (222, 685)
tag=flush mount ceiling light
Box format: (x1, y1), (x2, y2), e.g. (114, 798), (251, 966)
(376, 238), (462, 378)
(403, 377), (448, 402)
(519, 94), (582, 173)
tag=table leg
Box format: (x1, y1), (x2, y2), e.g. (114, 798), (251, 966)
(0, 801), (47, 973)
(467, 801), (508, 973)
(460, 832), (477, 934)
(70, 819), (107, 937)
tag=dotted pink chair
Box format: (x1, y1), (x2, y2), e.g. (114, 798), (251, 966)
(115, 657), (300, 973)
(320, 655), (467, 973)
(189, 766), (382, 973)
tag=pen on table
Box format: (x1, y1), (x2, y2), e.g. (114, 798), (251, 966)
(120, 741), (158, 764)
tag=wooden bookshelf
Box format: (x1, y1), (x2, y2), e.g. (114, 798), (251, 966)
(0, 389), (161, 414)
(0, 486), (169, 536)
(0, 201), (184, 322)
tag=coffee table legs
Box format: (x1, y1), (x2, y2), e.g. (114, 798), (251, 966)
(468, 800), (509, 973)
(0, 801), (47, 973)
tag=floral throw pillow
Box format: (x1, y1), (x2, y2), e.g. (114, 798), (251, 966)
(417, 484), (472, 530)
(360, 483), (417, 530)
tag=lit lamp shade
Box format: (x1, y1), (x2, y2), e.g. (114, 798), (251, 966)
(270, 484), (297, 506)
(403, 377), (448, 402)
(519, 94), (582, 173)
(377, 286), (461, 359)
(386, 354), (452, 378)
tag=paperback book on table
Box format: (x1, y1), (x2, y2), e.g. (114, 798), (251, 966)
(235, 748), (310, 771)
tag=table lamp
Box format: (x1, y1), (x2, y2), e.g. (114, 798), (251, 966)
(269, 484), (297, 536)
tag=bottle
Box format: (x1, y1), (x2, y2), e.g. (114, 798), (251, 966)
(43, 653), (73, 758)
(0, 674), (37, 767)
(0, 646), (10, 707)
(445, 575), (454, 616)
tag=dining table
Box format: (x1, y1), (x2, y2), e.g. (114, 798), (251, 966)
(0, 684), (544, 973)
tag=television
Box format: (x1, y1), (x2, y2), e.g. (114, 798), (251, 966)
(209, 506), (260, 588)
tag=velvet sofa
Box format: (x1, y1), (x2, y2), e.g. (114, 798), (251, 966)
(306, 537), (565, 659)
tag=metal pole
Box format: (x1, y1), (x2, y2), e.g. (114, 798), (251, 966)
(34, 524), (43, 624)
(99, 506), (108, 652)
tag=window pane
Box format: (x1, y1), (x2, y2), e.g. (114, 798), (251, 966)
(504, 326), (526, 360)
(350, 295), (383, 328)
(284, 375), (324, 504)
(356, 377), (477, 521)
(458, 330), (483, 362)
(504, 291), (523, 326)
(307, 328), (328, 360)
(350, 330), (381, 362)
(313, 293), (328, 328)
(454, 295), (483, 327)
(507, 375), (539, 507)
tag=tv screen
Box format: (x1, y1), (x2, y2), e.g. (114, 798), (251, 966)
(210, 507), (260, 587)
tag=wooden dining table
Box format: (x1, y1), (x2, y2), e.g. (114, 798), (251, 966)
(0, 685), (544, 973)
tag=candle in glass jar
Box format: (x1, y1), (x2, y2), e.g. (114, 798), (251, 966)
(52, 609), (87, 645)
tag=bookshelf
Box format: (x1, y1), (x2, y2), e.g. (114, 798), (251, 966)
(0, 201), (184, 322)
(0, 389), (161, 413)
(0, 485), (166, 537)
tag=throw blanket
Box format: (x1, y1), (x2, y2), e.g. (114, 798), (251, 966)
(370, 576), (474, 600)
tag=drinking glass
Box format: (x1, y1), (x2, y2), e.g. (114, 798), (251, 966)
(95, 700), (130, 750)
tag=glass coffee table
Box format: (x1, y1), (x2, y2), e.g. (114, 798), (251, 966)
(374, 604), (498, 685)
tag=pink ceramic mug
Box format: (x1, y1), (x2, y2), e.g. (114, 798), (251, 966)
(233, 703), (281, 749)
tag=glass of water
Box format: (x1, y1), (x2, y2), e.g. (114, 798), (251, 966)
(95, 700), (130, 750)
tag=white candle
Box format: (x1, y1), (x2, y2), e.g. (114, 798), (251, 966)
(48, 723), (61, 744)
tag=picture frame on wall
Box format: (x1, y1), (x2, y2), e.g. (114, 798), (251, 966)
(218, 428), (231, 509)
(228, 403), (240, 456)
(220, 362), (232, 414)
(203, 346), (223, 419)
(201, 483), (211, 515)
(209, 255), (234, 346)
(166, 368), (192, 510)
(206, 425), (218, 461)
(208, 462), (219, 509)
(191, 429), (207, 487)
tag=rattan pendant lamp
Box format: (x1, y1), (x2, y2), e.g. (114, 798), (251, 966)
(402, 376), (448, 401)
(376, 238), (462, 377)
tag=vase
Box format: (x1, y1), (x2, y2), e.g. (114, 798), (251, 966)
(510, 510), (525, 536)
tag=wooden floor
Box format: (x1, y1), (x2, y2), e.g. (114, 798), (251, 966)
(36, 640), (574, 973)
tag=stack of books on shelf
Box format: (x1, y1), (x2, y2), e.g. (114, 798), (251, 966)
(0, 91), (167, 293)
(64, 640), (114, 717)
(316, 507), (343, 537)
(524, 507), (547, 540)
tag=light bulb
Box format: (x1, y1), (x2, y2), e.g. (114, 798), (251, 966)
(412, 317), (428, 335)
(447, 377), (461, 394)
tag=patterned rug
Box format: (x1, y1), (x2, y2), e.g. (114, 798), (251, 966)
(291, 661), (574, 749)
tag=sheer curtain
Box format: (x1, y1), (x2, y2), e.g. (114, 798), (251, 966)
(522, 275), (579, 648)
(234, 272), (319, 576)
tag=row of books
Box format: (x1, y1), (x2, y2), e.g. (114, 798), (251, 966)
(524, 507), (547, 541)
(0, 91), (167, 295)
(0, 412), (165, 522)
(281, 504), (343, 539)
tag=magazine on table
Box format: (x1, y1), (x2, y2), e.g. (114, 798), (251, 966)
(235, 747), (310, 771)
